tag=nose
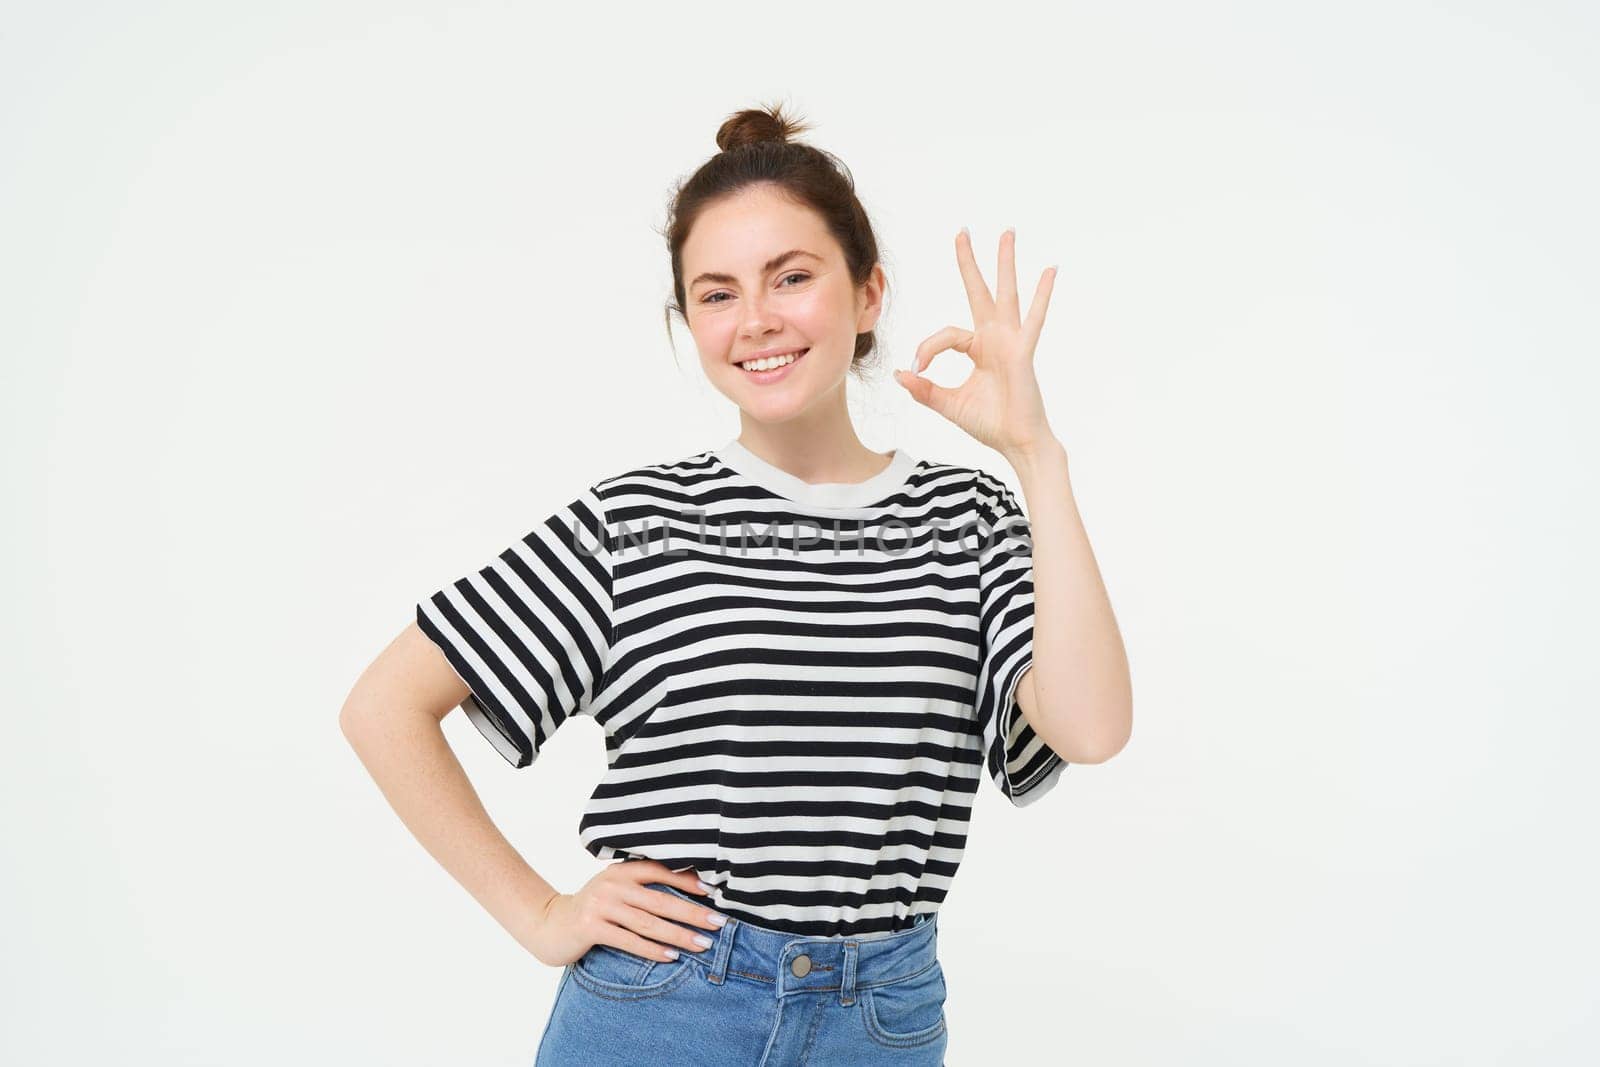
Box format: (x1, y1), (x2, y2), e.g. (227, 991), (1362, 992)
(737, 291), (782, 340)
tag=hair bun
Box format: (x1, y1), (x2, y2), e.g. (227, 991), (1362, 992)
(715, 101), (812, 153)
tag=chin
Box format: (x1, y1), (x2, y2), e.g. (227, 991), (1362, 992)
(727, 393), (812, 424)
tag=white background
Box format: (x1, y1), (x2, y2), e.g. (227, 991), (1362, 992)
(4, 2), (1596, 1064)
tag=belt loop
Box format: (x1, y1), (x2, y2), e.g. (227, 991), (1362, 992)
(839, 941), (859, 1006)
(706, 917), (737, 985)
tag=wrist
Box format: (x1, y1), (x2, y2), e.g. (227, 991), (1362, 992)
(1002, 435), (1068, 479)
(509, 885), (562, 944)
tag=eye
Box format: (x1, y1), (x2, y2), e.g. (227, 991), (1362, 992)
(698, 273), (810, 305)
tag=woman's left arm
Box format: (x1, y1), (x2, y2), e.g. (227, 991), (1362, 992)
(1004, 435), (1132, 764)
(896, 227), (1132, 765)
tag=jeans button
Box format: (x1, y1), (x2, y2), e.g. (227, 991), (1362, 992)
(791, 954), (812, 978)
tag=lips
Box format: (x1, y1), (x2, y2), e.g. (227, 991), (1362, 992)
(738, 347), (809, 377)
(737, 346), (807, 368)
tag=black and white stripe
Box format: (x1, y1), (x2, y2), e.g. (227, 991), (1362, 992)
(417, 439), (1066, 937)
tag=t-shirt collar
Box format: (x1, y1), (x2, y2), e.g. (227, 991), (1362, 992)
(712, 437), (918, 509)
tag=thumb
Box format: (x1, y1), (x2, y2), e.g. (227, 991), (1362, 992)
(894, 367), (954, 416)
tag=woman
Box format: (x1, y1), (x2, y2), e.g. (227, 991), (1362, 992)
(341, 102), (1131, 1065)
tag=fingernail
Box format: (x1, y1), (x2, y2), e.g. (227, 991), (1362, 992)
(708, 912), (728, 928)
(663, 948), (679, 959)
(693, 934), (713, 948)
(697, 880), (714, 894)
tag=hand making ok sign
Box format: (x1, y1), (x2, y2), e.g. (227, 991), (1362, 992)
(894, 228), (1059, 459)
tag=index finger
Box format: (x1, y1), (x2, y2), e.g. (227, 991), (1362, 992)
(955, 228), (995, 325)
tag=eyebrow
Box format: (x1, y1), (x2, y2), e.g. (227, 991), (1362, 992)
(689, 249), (821, 290)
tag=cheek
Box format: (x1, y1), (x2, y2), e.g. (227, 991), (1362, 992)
(788, 290), (842, 335)
(689, 313), (738, 359)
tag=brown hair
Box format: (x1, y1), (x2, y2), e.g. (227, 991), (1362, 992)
(660, 101), (887, 377)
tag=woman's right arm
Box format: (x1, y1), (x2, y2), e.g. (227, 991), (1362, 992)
(341, 621), (726, 968)
(338, 622), (562, 959)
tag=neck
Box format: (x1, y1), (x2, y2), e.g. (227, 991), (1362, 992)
(736, 395), (891, 485)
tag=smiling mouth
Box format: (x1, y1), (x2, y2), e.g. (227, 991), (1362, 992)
(738, 348), (809, 373)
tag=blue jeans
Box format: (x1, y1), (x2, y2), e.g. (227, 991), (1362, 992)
(534, 881), (948, 1065)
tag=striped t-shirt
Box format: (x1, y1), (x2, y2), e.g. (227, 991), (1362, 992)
(416, 437), (1067, 938)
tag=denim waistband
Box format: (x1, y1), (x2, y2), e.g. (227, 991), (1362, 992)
(644, 882), (939, 1007)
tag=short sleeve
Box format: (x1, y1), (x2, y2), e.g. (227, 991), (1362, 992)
(415, 485), (614, 769)
(973, 472), (1067, 807)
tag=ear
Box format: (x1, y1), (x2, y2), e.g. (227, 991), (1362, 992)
(855, 263), (887, 333)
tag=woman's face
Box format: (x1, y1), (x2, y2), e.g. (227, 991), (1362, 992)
(681, 183), (884, 424)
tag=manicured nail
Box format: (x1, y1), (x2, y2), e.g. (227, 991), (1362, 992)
(697, 880), (714, 894)
(693, 934), (713, 948)
(707, 912), (728, 928)
(663, 947), (679, 960)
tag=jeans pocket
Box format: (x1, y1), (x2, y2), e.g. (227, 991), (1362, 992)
(862, 960), (949, 1049)
(571, 943), (693, 1000)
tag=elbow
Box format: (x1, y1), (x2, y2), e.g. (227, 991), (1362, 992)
(340, 685), (449, 749)
(1059, 700), (1133, 765)
(1071, 733), (1128, 765)
(338, 701), (363, 745)
(1065, 738), (1126, 765)
(339, 690), (378, 745)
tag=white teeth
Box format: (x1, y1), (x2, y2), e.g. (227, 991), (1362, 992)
(741, 350), (805, 372)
